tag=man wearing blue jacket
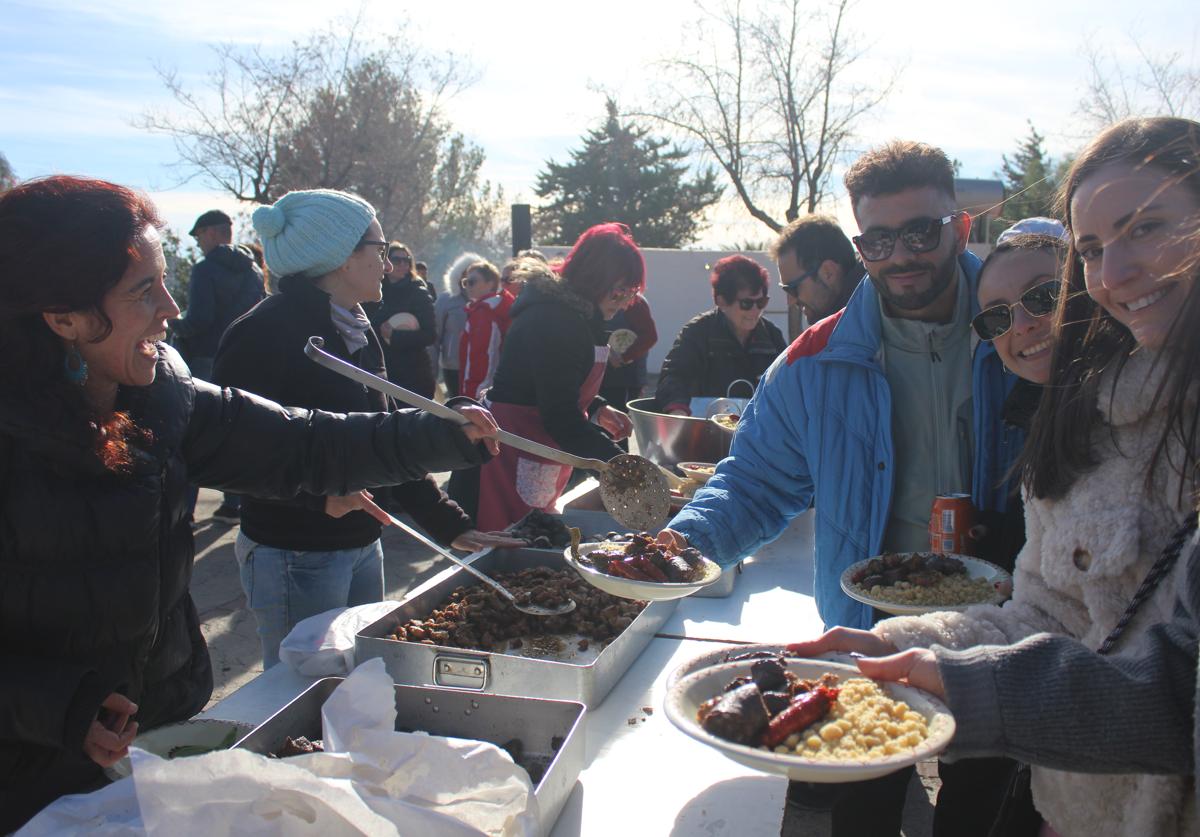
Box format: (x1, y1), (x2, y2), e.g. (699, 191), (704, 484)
(663, 141), (1022, 836)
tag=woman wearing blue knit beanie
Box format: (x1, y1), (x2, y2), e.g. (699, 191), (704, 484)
(212, 189), (522, 669)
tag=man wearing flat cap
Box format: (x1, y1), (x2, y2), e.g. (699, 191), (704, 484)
(173, 209), (266, 523)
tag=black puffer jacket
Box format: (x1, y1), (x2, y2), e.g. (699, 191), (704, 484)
(213, 275), (473, 550)
(0, 345), (486, 831)
(487, 274), (622, 462)
(654, 309), (786, 412)
(364, 272), (437, 398)
(170, 244), (265, 359)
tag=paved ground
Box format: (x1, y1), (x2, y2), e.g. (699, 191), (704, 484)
(192, 487), (937, 836)
(192, 486), (454, 706)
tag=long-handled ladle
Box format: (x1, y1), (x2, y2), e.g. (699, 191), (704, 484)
(304, 336), (680, 531)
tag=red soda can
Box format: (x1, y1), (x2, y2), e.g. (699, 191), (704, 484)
(929, 494), (975, 555)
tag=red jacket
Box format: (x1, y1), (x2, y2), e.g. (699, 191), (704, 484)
(459, 290), (514, 399)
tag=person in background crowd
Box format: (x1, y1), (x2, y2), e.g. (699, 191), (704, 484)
(458, 259), (514, 400)
(655, 255), (785, 415)
(451, 224), (639, 528)
(364, 240), (437, 398)
(171, 208), (266, 525)
(415, 260), (429, 282)
(432, 252), (483, 398)
(771, 214), (861, 325)
(501, 249), (548, 298)
(791, 116), (1200, 837)
(659, 141), (1023, 835)
(213, 189), (520, 669)
(0, 177), (501, 831)
(240, 241), (270, 294)
(600, 292), (658, 413)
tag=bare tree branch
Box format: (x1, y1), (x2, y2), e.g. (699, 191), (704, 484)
(630, 0), (896, 232)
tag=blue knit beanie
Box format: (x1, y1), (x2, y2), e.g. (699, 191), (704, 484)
(252, 189), (376, 278)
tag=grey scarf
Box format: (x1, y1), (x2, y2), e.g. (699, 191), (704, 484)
(330, 301), (371, 355)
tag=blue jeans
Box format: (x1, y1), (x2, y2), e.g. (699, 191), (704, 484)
(234, 531), (385, 668)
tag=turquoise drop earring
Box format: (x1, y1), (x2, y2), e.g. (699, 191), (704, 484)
(64, 343), (88, 385)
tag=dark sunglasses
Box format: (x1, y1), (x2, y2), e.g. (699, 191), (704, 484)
(735, 295), (769, 311)
(389, 253), (412, 263)
(853, 213), (960, 262)
(971, 280), (1060, 341)
(779, 269), (818, 297)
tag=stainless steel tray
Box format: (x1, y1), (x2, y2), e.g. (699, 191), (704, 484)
(514, 508), (740, 598)
(356, 547), (677, 705)
(236, 677), (584, 837)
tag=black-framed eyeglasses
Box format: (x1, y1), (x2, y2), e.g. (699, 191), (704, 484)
(971, 279), (1060, 341)
(735, 295), (769, 311)
(358, 238), (389, 261)
(779, 269), (819, 297)
(853, 213), (961, 262)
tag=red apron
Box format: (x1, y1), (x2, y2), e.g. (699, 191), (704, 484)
(477, 345), (609, 531)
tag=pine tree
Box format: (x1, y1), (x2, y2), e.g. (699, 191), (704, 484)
(534, 99), (722, 247)
(995, 122), (1060, 239)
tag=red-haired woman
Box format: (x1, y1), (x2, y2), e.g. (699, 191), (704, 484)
(456, 223), (643, 530)
(0, 177), (500, 830)
(655, 254), (786, 415)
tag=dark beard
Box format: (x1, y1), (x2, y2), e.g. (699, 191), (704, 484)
(870, 255), (957, 311)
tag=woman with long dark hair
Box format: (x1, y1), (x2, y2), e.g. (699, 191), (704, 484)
(0, 177), (499, 830)
(793, 117), (1200, 836)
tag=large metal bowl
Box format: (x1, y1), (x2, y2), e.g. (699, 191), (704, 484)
(627, 397), (732, 467)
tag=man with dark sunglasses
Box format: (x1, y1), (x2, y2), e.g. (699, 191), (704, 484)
(662, 141), (1026, 836)
(770, 214), (861, 325)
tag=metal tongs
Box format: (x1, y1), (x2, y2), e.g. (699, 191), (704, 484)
(383, 511), (575, 617)
(304, 336), (677, 531)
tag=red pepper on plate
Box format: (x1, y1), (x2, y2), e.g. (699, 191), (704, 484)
(761, 686), (839, 748)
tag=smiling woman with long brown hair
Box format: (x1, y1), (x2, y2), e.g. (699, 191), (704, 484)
(0, 176), (501, 831)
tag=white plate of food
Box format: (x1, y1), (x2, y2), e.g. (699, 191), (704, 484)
(563, 534), (723, 601)
(709, 412), (740, 433)
(107, 718), (253, 779)
(665, 657), (954, 783)
(677, 461), (717, 483)
(840, 552), (1012, 616)
(608, 328), (638, 354)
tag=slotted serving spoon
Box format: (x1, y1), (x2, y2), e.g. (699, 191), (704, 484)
(383, 511), (575, 617)
(305, 336), (676, 531)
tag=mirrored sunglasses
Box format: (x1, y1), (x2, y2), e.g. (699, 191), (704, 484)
(971, 280), (1060, 341)
(853, 214), (958, 262)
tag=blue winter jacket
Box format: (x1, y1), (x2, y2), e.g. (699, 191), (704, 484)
(669, 251), (1024, 630)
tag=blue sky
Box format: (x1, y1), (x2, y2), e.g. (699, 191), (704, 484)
(2, 0), (1196, 245)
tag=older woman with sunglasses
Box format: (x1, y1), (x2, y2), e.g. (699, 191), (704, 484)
(656, 254), (786, 415)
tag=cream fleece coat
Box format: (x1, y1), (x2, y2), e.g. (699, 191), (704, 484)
(875, 350), (1196, 837)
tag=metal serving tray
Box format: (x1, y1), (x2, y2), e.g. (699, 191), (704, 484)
(519, 507), (740, 598)
(356, 547), (676, 705)
(236, 677), (584, 837)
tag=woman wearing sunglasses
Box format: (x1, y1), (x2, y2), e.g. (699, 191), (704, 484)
(458, 259), (514, 400)
(791, 116), (1200, 837)
(655, 254), (786, 415)
(966, 231), (1065, 569)
(455, 223), (643, 530)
